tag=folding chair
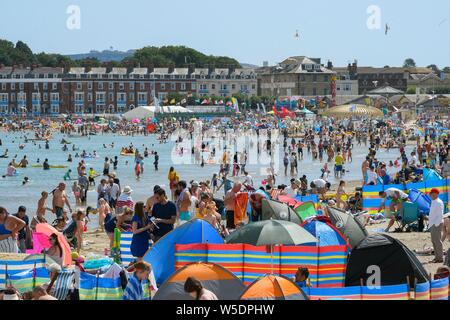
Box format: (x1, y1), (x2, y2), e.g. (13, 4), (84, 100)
(396, 202), (419, 232)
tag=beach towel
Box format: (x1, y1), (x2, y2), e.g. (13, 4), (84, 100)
(234, 192), (249, 226)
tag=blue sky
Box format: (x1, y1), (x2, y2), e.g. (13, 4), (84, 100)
(1, 0), (449, 67)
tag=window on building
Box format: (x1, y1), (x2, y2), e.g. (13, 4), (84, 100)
(313, 75), (317, 82)
(11, 93), (15, 102)
(51, 93), (59, 101)
(43, 83), (48, 90)
(129, 92), (135, 101)
(109, 92), (114, 101)
(88, 93), (93, 101)
(33, 83), (38, 90)
(119, 82), (124, 90)
(52, 83), (57, 90)
(161, 83), (166, 90)
(323, 75), (329, 82)
(109, 82), (114, 90)
(171, 83), (176, 90)
(1, 83), (5, 90)
(252, 84), (256, 90)
(43, 93), (48, 101)
(181, 83), (186, 91)
(211, 84), (216, 90)
(77, 82), (82, 90)
(19, 83), (24, 90)
(231, 84), (236, 90)
(191, 83), (196, 90)
(11, 83), (15, 90)
(87, 82), (92, 90)
(140, 82), (145, 90)
(98, 82), (104, 90)
(130, 82), (135, 90)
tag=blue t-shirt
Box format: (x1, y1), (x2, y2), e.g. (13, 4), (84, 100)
(152, 201), (177, 238)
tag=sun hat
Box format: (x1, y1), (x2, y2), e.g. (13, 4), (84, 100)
(123, 186), (133, 194)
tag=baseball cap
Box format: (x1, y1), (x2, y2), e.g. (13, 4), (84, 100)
(429, 188), (440, 195)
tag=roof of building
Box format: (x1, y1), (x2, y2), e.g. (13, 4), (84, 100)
(356, 67), (407, 74)
(30, 67), (64, 74)
(152, 68), (169, 75)
(171, 68), (189, 75)
(88, 67), (107, 74)
(68, 67), (86, 74)
(262, 56), (334, 74)
(109, 68), (127, 75)
(193, 68), (209, 75)
(0, 67), (13, 75)
(11, 68), (30, 75)
(368, 86), (404, 95)
(130, 68), (148, 75)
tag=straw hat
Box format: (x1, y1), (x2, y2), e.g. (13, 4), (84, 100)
(123, 186), (133, 194)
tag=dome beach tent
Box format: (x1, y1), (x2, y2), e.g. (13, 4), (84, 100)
(345, 233), (429, 287)
(261, 198), (303, 224)
(301, 216), (349, 247)
(225, 220), (317, 246)
(240, 274), (308, 300)
(326, 206), (368, 248)
(143, 219), (224, 285)
(153, 262), (245, 300)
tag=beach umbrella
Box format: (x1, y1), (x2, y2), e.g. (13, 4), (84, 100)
(261, 199), (303, 224)
(35, 224), (72, 267)
(225, 220), (317, 246)
(326, 207), (368, 248)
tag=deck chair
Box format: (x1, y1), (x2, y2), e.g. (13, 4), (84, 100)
(396, 202), (419, 232)
(295, 201), (317, 221)
(53, 270), (75, 300)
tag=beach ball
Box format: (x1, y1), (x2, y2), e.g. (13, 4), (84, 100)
(71, 252), (79, 260)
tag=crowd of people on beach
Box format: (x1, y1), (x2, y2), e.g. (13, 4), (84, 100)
(0, 111), (449, 300)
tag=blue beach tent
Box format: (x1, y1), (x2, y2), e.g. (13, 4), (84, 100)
(143, 219), (224, 285)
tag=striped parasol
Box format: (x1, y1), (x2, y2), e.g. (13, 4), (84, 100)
(322, 104), (384, 118)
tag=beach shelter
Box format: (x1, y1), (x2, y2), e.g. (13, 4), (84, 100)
(295, 201), (317, 221)
(143, 219), (224, 285)
(122, 106), (155, 120)
(35, 223), (72, 267)
(225, 220), (317, 246)
(345, 233), (429, 287)
(301, 216), (349, 247)
(327, 207), (368, 248)
(153, 262), (245, 300)
(240, 275), (308, 300)
(261, 198), (302, 224)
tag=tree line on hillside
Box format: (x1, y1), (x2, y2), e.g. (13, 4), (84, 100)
(0, 39), (241, 69)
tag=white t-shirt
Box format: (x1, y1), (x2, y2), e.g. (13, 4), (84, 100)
(384, 188), (408, 200)
(366, 170), (378, 185)
(284, 187), (298, 197)
(429, 198), (444, 227)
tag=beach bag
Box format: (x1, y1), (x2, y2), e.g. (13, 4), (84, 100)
(0, 237), (19, 253)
